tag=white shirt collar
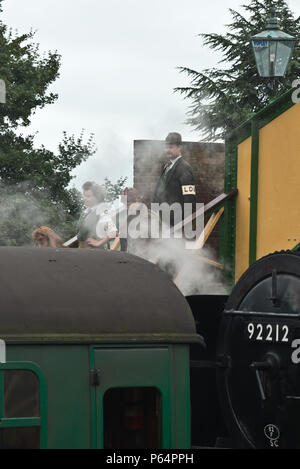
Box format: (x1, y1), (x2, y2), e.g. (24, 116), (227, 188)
(168, 155), (182, 170)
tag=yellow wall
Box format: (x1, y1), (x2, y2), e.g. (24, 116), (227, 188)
(257, 102), (300, 259)
(235, 137), (252, 282)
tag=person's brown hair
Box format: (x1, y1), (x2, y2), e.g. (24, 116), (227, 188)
(123, 187), (140, 203)
(32, 226), (64, 248)
(82, 181), (105, 203)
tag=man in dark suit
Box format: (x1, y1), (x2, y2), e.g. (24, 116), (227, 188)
(153, 132), (196, 228)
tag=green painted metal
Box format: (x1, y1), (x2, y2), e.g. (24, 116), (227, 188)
(4, 342), (191, 449)
(0, 369), (3, 419)
(6, 346), (91, 449)
(292, 242), (300, 252)
(168, 345), (190, 449)
(222, 86), (296, 283)
(249, 120), (260, 266)
(0, 361), (47, 448)
(92, 345), (190, 449)
(220, 139), (238, 287)
(0, 418), (40, 428)
(89, 346), (98, 449)
(93, 347), (170, 449)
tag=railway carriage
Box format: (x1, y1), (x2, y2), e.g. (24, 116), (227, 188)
(0, 247), (202, 449)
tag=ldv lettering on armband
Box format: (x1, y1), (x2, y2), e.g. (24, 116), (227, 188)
(182, 185), (196, 195)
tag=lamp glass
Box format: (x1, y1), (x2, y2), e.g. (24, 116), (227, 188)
(274, 40), (294, 76)
(252, 39), (270, 77)
(252, 38), (295, 77)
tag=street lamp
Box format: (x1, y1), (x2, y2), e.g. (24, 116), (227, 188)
(251, 7), (296, 84)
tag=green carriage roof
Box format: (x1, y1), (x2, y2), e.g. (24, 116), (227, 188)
(0, 247), (202, 345)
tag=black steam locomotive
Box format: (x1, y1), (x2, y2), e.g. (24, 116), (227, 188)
(189, 250), (300, 449)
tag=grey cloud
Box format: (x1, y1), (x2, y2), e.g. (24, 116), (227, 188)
(2, 0), (300, 190)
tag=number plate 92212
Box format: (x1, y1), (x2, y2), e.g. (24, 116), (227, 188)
(245, 321), (292, 343)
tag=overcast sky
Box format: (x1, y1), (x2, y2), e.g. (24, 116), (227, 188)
(2, 0), (300, 190)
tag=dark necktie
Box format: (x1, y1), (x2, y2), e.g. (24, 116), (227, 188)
(162, 161), (172, 180)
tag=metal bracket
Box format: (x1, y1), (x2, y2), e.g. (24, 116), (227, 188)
(90, 369), (100, 386)
(268, 269), (281, 307)
(190, 355), (231, 369)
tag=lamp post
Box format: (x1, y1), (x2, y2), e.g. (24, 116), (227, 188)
(251, 7), (296, 95)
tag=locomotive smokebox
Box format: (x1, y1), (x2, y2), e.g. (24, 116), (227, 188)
(217, 251), (300, 449)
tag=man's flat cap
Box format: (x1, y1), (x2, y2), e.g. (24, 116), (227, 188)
(165, 132), (182, 145)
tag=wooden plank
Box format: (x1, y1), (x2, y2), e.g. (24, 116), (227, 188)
(191, 206), (224, 250)
(171, 189), (238, 235)
(173, 207), (225, 285)
(63, 235), (78, 248)
(110, 237), (121, 251)
(193, 213), (216, 250)
(148, 202), (227, 265)
(203, 206), (224, 246)
(198, 256), (224, 270)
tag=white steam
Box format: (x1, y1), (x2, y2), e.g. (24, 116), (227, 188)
(126, 214), (228, 296)
(0, 182), (75, 245)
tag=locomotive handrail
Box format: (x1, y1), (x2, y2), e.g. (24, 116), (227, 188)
(223, 309), (300, 319)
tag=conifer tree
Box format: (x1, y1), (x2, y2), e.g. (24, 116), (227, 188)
(175, 0), (300, 140)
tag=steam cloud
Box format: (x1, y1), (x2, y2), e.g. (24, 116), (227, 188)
(126, 212), (228, 296)
(0, 182), (76, 246)
(132, 140), (228, 296)
(0, 182), (228, 297)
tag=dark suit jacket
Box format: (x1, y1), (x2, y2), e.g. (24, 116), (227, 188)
(153, 157), (196, 225)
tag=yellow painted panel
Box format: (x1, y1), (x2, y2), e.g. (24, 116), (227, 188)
(257, 102), (300, 259)
(235, 137), (252, 282)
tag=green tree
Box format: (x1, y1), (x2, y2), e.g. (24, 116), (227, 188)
(175, 0), (300, 140)
(103, 176), (128, 203)
(0, 0), (97, 245)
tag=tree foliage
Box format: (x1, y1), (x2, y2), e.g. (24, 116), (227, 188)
(0, 0), (97, 245)
(175, 0), (300, 140)
(103, 176), (128, 203)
